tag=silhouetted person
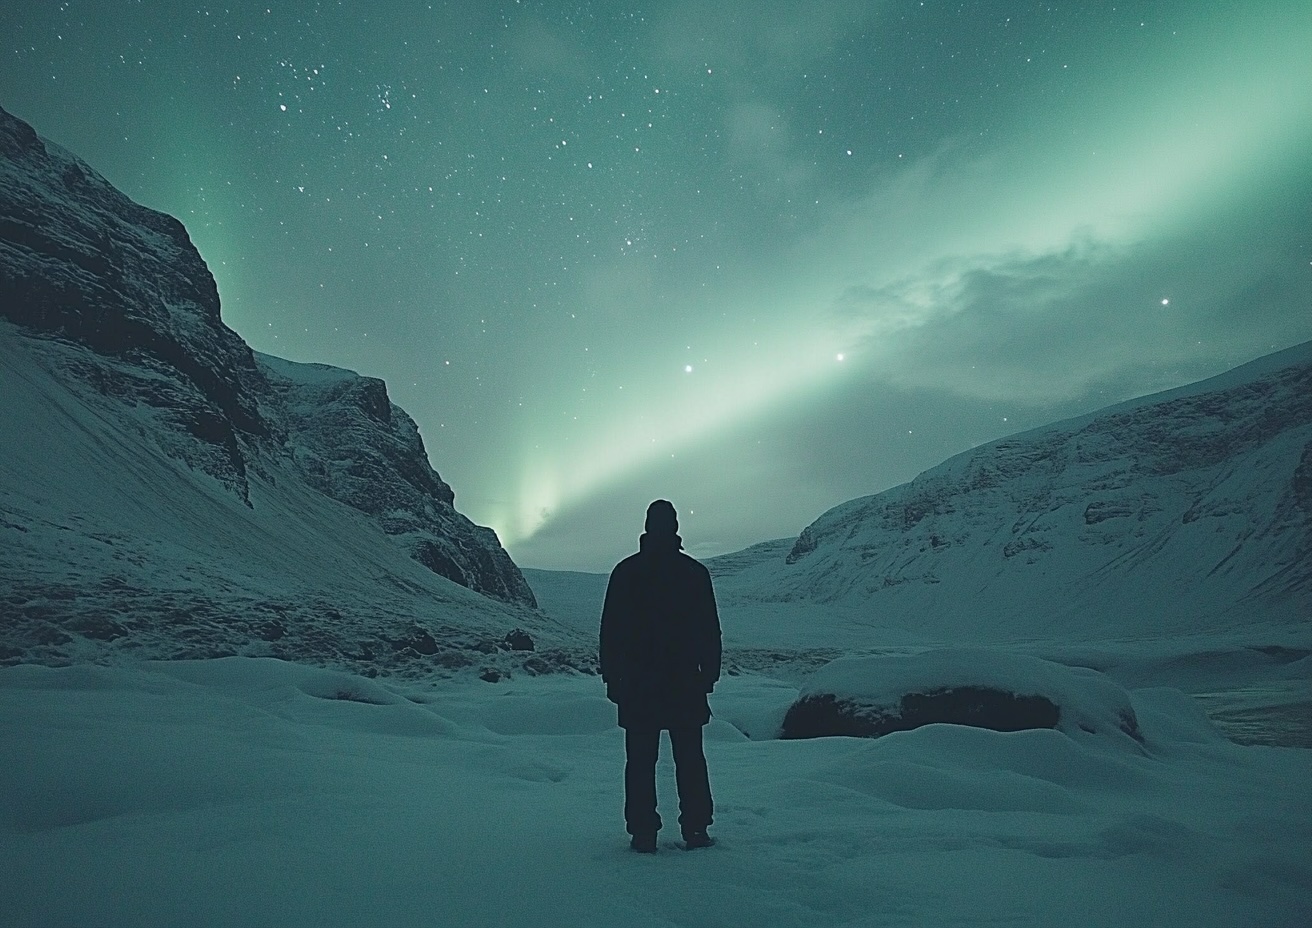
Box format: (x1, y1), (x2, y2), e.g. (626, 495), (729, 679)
(600, 499), (722, 852)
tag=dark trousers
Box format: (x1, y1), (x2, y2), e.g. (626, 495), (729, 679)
(623, 727), (713, 838)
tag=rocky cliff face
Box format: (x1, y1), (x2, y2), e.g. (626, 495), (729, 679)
(0, 105), (267, 499)
(720, 344), (1312, 641)
(0, 104), (534, 611)
(258, 354), (535, 604)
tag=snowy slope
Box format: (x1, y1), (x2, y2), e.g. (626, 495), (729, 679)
(0, 323), (586, 673)
(710, 343), (1312, 646)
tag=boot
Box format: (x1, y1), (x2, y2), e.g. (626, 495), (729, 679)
(683, 829), (714, 850)
(630, 833), (657, 853)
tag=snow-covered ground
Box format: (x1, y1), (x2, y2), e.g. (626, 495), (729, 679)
(3, 615), (1310, 927)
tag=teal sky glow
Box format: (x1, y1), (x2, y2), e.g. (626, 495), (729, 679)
(4, 1), (1310, 569)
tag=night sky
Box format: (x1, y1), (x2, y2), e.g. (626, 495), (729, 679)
(4, 1), (1311, 570)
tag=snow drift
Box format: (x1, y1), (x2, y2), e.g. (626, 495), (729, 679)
(3, 656), (1309, 928)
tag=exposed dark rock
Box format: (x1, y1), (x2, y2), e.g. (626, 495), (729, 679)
(329, 687), (389, 705)
(1252, 645), (1311, 662)
(521, 655), (552, 675)
(1295, 443), (1312, 511)
(503, 628), (535, 651)
(257, 621), (287, 642)
(785, 526), (816, 564)
(391, 630), (439, 656)
(433, 650), (474, 669)
(1084, 500), (1136, 524)
(781, 687), (1061, 740)
(35, 627), (72, 646)
(781, 650), (1145, 745)
(73, 617), (131, 642)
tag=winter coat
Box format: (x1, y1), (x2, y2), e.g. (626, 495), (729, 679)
(599, 533), (722, 730)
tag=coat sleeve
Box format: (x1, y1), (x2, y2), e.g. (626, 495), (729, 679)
(598, 566), (625, 684)
(699, 565), (722, 690)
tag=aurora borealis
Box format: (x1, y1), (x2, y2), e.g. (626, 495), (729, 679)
(3, 1), (1310, 569)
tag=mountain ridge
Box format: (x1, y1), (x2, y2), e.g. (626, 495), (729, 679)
(711, 340), (1312, 643)
(0, 104), (580, 673)
(0, 103), (533, 608)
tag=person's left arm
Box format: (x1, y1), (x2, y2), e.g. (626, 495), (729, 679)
(698, 567), (722, 692)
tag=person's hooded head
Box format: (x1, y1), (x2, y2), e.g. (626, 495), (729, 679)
(642, 499), (681, 551)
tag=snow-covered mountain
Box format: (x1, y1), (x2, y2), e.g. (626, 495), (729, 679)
(0, 104), (583, 672)
(713, 343), (1312, 644)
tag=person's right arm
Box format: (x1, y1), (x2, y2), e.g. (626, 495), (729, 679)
(599, 566), (630, 700)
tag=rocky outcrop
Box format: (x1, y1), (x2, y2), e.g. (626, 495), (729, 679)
(782, 688), (1062, 740)
(0, 105), (268, 499)
(259, 355), (536, 606)
(779, 651), (1142, 744)
(0, 104), (533, 607)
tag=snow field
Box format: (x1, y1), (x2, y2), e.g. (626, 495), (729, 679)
(2, 657), (1309, 928)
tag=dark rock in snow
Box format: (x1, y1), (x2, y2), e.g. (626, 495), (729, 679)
(257, 621), (287, 642)
(521, 655), (552, 675)
(71, 617), (131, 642)
(433, 650), (474, 669)
(781, 687), (1061, 740)
(503, 628), (535, 651)
(391, 630), (440, 656)
(782, 650), (1144, 744)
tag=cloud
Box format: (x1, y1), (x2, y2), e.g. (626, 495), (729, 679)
(834, 206), (1312, 407)
(654, 0), (878, 76)
(722, 101), (814, 197)
(506, 16), (593, 81)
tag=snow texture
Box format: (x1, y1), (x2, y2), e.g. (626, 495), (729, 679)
(2, 655), (1309, 928)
